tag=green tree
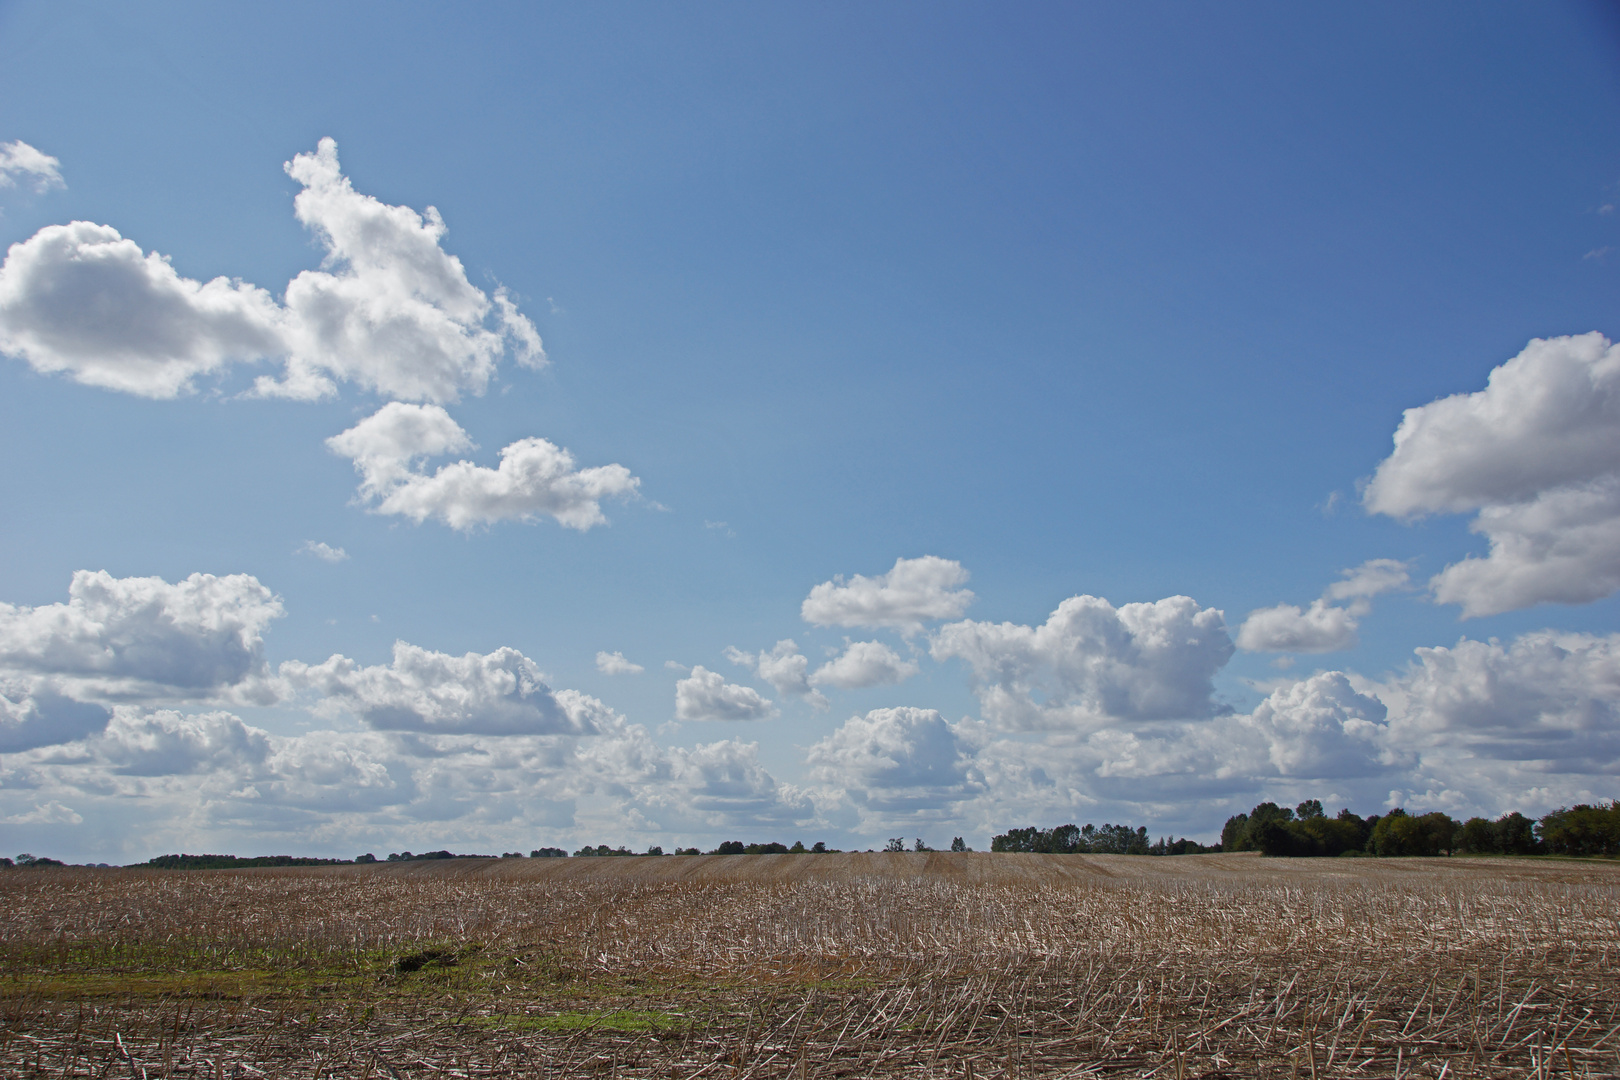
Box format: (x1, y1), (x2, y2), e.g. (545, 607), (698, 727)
(1539, 803), (1620, 856)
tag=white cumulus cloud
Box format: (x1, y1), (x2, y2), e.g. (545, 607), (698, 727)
(327, 402), (638, 531)
(1237, 672), (1390, 778)
(3, 801), (82, 826)
(1386, 630), (1620, 773)
(595, 651), (644, 676)
(674, 665), (775, 722)
(810, 640), (919, 689)
(801, 556), (974, 634)
(0, 221), (284, 398)
(98, 708), (274, 777)
(1237, 559), (1410, 653)
(281, 640), (601, 736)
(1236, 601), (1360, 653)
(723, 640), (828, 708)
(931, 594), (1233, 731)
(0, 688), (110, 753)
(0, 570), (283, 703)
(0, 140), (64, 191)
(1364, 333), (1620, 616)
(260, 137), (542, 402)
(806, 707), (981, 812)
(0, 138), (539, 403)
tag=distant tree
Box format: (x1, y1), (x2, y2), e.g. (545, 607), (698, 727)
(1369, 809), (1457, 856)
(0, 857), (12, 869)
(646, 845), (665, 856)
(1296, 799), (1325, 820)
(1336, 808), (1374, 852)
(913, 838), (934, 852)
(950, 837), (968, 852)
(714, 841), (746, 855)
(1148, 836), (1218, 855)
(1539, 803), (1620, 856)
(356, 853), (378, 863)
(1494, 812), (1539, 854)
(1090, 824), (1150, 855)
(1220, 814), (1250, 852)
(531, 847), (568, 858)
(884, 837), (906, 852)
(674, 847), (701, 856)
(1420, 812), (1460, 856)
(811, 841), (828, 854)
(142, 854), (351, 869)
(789, 840), (808, 853)
(1457, 817), (1496, 854)
(501, 852), (524, 858)
(745, 842), (789, 854)
(991, 827), (1039, 852)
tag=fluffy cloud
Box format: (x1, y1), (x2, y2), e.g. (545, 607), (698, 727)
(1238, 672), (1390, 778)
(298, 541), (349, 563)
(327, 403), (639, 531)
(810, 640), (919, 689)
(802, 556), (974, 633)
(1387, 631), (1620, 774)
(595, 651), (644, 676)
(662, 740), (809, 828)
(724, 640), (828, 708)
(1326, 559), (1412, 602)
(931, 594), (1233, 730)
(1237, 559), (1410, 654)
(0, 221), (285, 398)
(1236, 601), (1359, 653)
(260, 138), (542, 402)
(0, 138), (539, 402)
(282, 641), (602, 736)
(0, 688), (109, 753)
(674, 665), (775, 722)
(1364, 333), (1620, 616)
(98, 708), (273, 777)
(0, 140), (64, 191)
(806, 707), (981, 812)
(0, 570), (283, 703)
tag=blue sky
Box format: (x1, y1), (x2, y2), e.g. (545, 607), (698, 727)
(2, 2), (1619, 861)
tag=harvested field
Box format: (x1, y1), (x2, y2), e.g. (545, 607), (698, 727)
(2, 853), (1617, 1078)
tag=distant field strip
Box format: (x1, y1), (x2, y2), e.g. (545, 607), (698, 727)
(1, 853), (1617, 1077)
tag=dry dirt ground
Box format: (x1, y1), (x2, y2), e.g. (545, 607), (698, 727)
(1, 852), (1617, 1078)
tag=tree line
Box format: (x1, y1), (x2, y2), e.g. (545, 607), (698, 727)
(990, 823), (1216, 855)
(11, 801), (1615, 869)
(1221, 798), (1619, 857)
(990, 799), (1619, 859)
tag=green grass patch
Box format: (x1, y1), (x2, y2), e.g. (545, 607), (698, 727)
(480, 1009), (685, 1035)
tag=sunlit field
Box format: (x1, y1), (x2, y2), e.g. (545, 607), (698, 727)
(2, 853), (1617, 1078)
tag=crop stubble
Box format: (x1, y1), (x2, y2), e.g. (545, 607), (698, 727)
(0, 853), (1616, 1078)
